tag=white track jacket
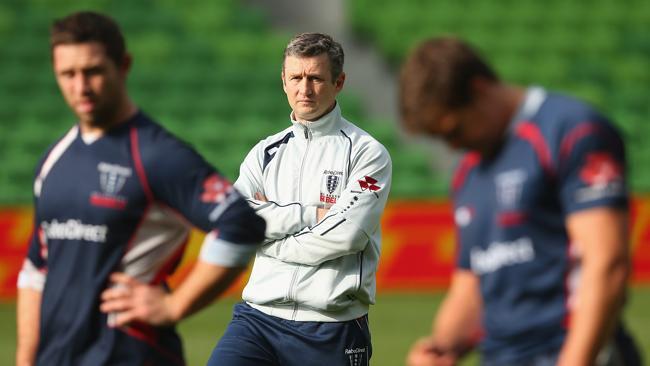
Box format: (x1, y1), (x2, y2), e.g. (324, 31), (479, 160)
(234, 104), (392, 321)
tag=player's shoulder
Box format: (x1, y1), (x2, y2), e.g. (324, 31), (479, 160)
(132, 112), (200, 154)
(538, 91), (612, 131)
(339, 117), (391, 159)
(256, 125), (295, 147)
(131, 112), (211, 169)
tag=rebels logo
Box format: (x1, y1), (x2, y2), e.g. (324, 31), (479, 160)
(320, 170), (343, 205)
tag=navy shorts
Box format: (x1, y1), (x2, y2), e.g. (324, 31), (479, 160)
(207, 302), (372, 366)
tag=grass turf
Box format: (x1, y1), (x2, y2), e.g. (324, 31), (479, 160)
(2, 287), (648, 365)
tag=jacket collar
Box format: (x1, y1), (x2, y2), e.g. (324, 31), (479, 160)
(290, 102), (342, 138)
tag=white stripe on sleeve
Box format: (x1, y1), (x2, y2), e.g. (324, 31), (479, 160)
(199, 232), (257, 267)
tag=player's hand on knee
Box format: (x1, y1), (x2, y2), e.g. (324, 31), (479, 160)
(100, 272), (176, 327)
(406, 337), (458, 366)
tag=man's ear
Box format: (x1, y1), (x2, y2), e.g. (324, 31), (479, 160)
(335, 72), (346, 92)
(119, 53), (132, 77)
(470, 76), (492, 97)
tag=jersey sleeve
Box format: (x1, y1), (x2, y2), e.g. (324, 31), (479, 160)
(558, 119), (628, 214)
(18, 160), (50, 291)
(139, 132), (265, 266)
(455, 230), (472, 270)
(259, 142), (391, 266)
(234, 141), (318, 241)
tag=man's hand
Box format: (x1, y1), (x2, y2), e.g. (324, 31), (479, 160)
(256, 191), (329, 223)
(100, 273), (178, 327)
(317, 206), (330, 222)
(406, 337), (458, 366)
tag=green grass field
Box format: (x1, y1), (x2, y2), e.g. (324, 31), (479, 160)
(2, 287), (648, 365)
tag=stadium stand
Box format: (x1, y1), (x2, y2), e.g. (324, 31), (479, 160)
(349, 0), (650, 192)
(0, 0), (446, 204)
(6, 1), (645, 203)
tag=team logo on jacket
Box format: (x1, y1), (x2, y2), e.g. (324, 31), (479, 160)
(320, 170), (343, 205)
(90, 162), (132, 209)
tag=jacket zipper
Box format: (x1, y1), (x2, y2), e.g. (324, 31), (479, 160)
(287, 125), (311, 319)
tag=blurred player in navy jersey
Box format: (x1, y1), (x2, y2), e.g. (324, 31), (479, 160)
(400, 37), (641, 366)
(16, 11), (265, 366)
(207, 32), (392, 366)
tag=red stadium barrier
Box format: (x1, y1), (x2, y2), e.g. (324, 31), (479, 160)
(1, 198), (650, 300)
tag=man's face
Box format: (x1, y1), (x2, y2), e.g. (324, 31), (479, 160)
(282, 54), (344, 123)
(53, 42), (127, 127)
(423, 100), (497, 155)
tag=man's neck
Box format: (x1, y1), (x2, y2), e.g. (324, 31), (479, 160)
(79, 99), (137, 136)
(293, 102), (337, 125)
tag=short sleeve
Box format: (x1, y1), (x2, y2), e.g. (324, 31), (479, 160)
(558, 120), (628, 214)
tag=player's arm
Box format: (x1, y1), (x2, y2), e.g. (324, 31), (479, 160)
(557, 207), (629, 366)
(16, 208), (48, 366)
(17, 258), (46, 366)
(407, 269), (482, 366)
(16, 286), (41, 366)
(259, 144), (391, 265)
(555, 118), (630, 366)
(101, 137), (265, 326)
(101, 260), (247, 326)
(234, 141), (318, 240)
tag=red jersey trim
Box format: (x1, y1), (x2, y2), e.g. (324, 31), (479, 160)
(130, 127), (155, 202)
(452, 152), (481, 194)
(515, 122), (555, 177)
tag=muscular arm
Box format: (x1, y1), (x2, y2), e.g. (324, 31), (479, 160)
(557, 208), (629, 366)
(407, 270), (482, 366)
(16, 288), (41, 366)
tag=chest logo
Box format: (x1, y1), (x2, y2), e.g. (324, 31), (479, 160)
(91, 162), (132, 209)
(326, 175), (340, 194)
(321, 170), (344, 205)
(455, 205), (474, 227)
(495, 169), (526, 209)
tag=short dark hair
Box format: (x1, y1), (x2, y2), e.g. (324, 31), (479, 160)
(283, 32), (344, 81)
(399, 37), (498, 132)
(50, 11), (126, 65)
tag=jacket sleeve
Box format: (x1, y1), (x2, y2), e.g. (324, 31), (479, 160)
(259, 142), (391, 265)
(234, 141), (319, 241)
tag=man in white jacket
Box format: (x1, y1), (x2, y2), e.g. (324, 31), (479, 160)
(207, 32), (392, 366)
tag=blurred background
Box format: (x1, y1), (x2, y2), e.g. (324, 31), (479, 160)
(0, 0), (648, 364)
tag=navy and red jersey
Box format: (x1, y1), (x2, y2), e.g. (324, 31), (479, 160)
(22, 111), (264, 365)
(452, 87), (628, 363)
